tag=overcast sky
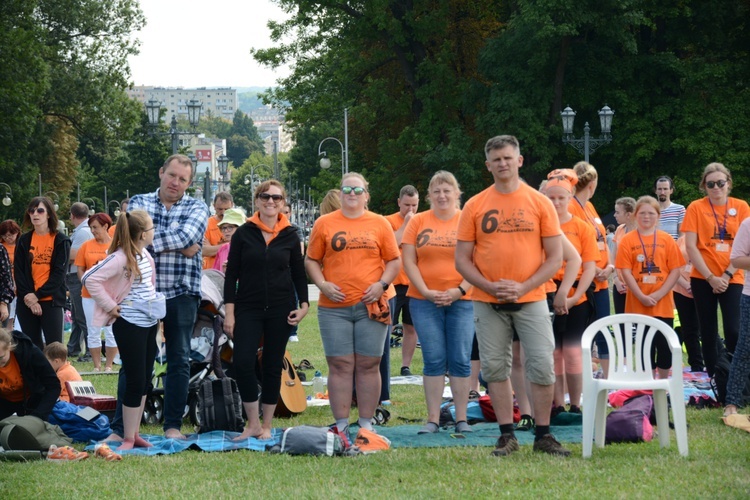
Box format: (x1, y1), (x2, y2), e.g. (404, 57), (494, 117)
(128, 0), (291, 88)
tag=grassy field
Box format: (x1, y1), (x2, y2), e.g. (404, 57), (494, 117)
(2, 303), (749, 499)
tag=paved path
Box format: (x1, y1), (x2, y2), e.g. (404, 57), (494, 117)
(308, 283), (320, 302)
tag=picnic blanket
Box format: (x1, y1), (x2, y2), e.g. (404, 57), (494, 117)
(85, 430), (282, 456)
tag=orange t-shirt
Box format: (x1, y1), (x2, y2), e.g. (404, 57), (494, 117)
(615, 229), (685, 318)
(569, 198), (610, 291)
(457, 183), (561, 304)
(553, 216), (599, 306)
(0, 352), (25, 403)
(612, 224), (635, 283)
(385, 212), (411, 286)
(682, 197), (750, 284)
(30, 232), (55, 301)
(74, 239), (111, 298)
(203, 216), (223, 270)
(401, 210), (472, 301)
(307, 210), (401, 308)
(673, 235), (693, 298)
(56, 361), (83, 402)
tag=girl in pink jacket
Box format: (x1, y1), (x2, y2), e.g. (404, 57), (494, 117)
(82, 210), (161, 450)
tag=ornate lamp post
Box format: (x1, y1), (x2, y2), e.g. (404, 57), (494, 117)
(83, 198), (96, 216)
(44, 192), (60, 211)
(108, 200), (121, 218)
(217, 155), (230, 192)
(145, 98), (203, 154)
(0, 183), (12, 207)
(560, 105), (615, 163)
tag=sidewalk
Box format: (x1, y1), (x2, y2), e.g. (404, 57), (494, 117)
(308, 283), (320, 302)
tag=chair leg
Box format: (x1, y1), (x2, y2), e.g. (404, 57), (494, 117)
(594, 390), (608, 449)
(582, 396), (595, 458)
(670, 392), (689, 457)
(653, 390), (670, 449)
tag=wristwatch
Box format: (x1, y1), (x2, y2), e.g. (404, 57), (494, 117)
(379, 280), (389, 291)
(457, 285), (467, 296)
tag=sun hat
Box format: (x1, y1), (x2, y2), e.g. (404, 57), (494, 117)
(218, 208), (246, 227)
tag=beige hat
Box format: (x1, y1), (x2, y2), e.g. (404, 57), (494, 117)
(218, 208), (246, 227)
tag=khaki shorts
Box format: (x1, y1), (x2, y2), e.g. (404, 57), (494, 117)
(474, 300), (555, 386)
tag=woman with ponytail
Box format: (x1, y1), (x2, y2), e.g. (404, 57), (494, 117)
(83, 210), (160, 450)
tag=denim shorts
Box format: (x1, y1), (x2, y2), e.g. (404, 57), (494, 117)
(410, 298), (474, 377)
(318, 303), (389, 357)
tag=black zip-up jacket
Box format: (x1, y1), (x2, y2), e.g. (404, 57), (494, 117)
(223, 222), (309, 309)
(4, 330), (61, 420)
(14, 231), (71, 307)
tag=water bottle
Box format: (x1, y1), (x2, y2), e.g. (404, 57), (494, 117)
(312, 370), (324, 396)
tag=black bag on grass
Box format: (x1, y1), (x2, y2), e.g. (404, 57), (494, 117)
(197, 377), (244, 433)
(711, 350), (750, 406)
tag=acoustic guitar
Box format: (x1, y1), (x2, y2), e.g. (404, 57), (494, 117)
(276, 350), (308, 417)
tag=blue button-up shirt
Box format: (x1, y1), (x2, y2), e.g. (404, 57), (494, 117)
(128, 189), (209, 299)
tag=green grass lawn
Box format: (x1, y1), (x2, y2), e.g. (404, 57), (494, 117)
(2, 303), (749, 498)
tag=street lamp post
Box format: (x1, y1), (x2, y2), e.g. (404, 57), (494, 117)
(217, 155), (230, 192)
(145, 98), (203, 154)
(108, 200), (121, 218)
(0, 183), (12, 207)
(318, 137), (346, 177)
(560, 105), (615, 163)
(44, 192), (60, 211)
(83, 198), (96, 216)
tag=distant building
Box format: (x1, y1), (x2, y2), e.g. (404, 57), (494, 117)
(251, 105), (293, 153)
(126, 86), (238, 122)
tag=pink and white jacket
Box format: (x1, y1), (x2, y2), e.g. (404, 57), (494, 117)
(81, 249), (156, 326)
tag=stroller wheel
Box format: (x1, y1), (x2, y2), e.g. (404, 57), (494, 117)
(142, 394), (164, 425)
(189, 395), (201, 427)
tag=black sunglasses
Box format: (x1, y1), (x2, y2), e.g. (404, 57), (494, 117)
(28, 207), (46, 214)
(258, 193), (283, 202)
(706, 180), (727, 189)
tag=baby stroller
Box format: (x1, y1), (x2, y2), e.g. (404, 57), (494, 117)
(142, 270), (229, 425)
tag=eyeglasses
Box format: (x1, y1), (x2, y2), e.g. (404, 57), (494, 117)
(28, 207), (46, 214)
(258, 193), (283, 202)
(220, 225), (238, 231)
(341, 186), (366, 195)
(706, 180), (727, 189)
(144, 227), (154, 232)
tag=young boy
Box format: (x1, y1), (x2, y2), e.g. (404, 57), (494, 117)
(44, 342), (82, 402)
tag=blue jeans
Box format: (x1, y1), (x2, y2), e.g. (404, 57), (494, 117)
(162, 294), (199, 431)
(410, 299), (474, 377)
(65, 273), (87, 355)
(726, 294), (750, 406)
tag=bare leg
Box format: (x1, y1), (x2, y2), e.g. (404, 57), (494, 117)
(258, 403), (277, 440)
(401, 324), (417, 369)
(470, 360), (481, 393)
(327, 355), (355, 421)
(529, 382), (555, 427)
(449, 376), (471, 423)
(105, 346), (119, 371)
(90, 346), (102, 371)
(353, 354), (381, 420)
(233, 401), (262, 441)
(487, 379), (515, 424)
(423, 375), (445, 424)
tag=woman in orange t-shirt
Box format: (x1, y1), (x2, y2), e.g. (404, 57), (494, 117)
(306, 173), (401, 435)
(545, 169), (597, 414)
(402, 171), (474, 434)
(683, 162), (750, 376)
(570, 161), (615, 377)
(616, 196), (684, 378)
(612, 197), (637, 315)
(13, 197), (70, 350)
(0, 220), (21, 329)
(75, 213), (115, 372)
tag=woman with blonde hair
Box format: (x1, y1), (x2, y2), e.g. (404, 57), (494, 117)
(612, 197), (637, 315)
(319, 188), (342, 215)
(83, 210), (161, 449)
(683, 162), (750, 376)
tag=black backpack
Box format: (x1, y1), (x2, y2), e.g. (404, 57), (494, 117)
(711, 351), (750, 406)
(197, 377), (244, 433)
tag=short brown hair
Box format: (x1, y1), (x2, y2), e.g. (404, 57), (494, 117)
(43, 341), (67, 361)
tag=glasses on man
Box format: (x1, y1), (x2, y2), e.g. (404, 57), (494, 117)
(258, 193), (283, 202)
(706, 180), (727, 189)
(28, 207), (46, 214)
(341, 186), (366, 195)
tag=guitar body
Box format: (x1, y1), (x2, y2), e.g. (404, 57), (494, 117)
(276, 350), (307, 417)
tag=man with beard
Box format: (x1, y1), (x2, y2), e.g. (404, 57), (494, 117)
(655, 176), (685, 240)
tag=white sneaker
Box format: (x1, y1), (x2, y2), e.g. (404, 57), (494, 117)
(289, 335), (299, 342)
(113, 354), (122, 365)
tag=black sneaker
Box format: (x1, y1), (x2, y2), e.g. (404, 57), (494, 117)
(77, 354), (92, 362)
(515, 415), (535, 431)
(533, 434), (571, 457)
(400, 366), (412, 376)
(568, 405), (582, 414)
(550, 405), (566, 419)
(490, 433), (519, 457)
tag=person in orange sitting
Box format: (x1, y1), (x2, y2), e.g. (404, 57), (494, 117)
(14, 197), (71, 350)
(683, 162), (750, 376)
(203, 192), (233, 270)
(306, 172), (401, 436)
(76, 213), (116, 372)
(616, 196), (685, 379)
(43, 341), (82, 402)
(544, 169), (598, 416)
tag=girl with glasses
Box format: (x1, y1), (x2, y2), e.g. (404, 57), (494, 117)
(305, 172), (401, 436)
(14, 197), (71, 350)
(223, 180), (309, 441)
(683, 163), (750, 376)
(0, 220), (19, 329)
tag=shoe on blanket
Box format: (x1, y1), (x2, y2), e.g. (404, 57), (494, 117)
(47, 445), (89, 462)
(95, 443), (122, 461)
(515, 415), (535, 432)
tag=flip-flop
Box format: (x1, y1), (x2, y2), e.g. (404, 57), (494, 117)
(297, 359), (314, 370)
(723, 413), (750, 432)
(371, 407), (391, 426)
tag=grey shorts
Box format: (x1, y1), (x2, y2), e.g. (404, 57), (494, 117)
(318, 303), (389, 357)
(474, 300), (556, 386)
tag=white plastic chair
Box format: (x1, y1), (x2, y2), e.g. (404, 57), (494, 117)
(581, 313), (688, 458)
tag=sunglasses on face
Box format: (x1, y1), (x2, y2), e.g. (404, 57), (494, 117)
(341, 186), (366, 195)
(258, 193), (283, 202)
(28, 207), (46, 214)
(706, 180), (727, 189)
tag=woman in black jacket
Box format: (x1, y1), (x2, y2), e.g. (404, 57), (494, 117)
(0, 328), (61, 421)
(223, 180), (309, 440)
(14, 197), (71, 350)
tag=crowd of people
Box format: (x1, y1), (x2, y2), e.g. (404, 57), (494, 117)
(2, 141), (750, 458)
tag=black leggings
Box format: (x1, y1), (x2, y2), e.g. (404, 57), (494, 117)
(691, 278), (741, 376)
(113, 318), (159, 408)
(233, 305), (290, 406)
(15, 301), (63, 351)
(674, 292), (704, 370)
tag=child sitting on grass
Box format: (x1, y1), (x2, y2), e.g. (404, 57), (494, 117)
(44, 342), (82, 402)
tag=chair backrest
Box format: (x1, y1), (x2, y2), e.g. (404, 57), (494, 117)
(582, 313), (682, 381)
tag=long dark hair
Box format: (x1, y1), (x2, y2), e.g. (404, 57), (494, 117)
(22, 197), (59, 233)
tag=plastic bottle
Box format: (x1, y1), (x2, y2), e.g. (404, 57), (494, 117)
(312, 370), (324, 396)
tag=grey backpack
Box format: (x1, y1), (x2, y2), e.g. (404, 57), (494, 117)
(197, 377), (244, 433)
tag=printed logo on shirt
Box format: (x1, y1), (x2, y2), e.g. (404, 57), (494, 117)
(480, 209), (535, 234)
(30, 244), (52, 266)
(416, 228), (457, 248)
(330, 230), (378, 252)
